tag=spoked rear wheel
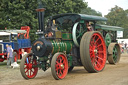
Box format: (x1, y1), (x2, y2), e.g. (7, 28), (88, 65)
(20, 53), (38, 79)
(51, 52), (68, 80)
(80, 31), (107, 72)
(108, 43), (121, 64)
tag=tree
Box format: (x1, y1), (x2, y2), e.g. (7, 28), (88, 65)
(42, 0), (87, 17)
(105, 5), (128, 38)
(0, 0), (87, 42)
(0, 0), (87, 29)
(0, 0), (38, 30)
(81, 7), (102, 16)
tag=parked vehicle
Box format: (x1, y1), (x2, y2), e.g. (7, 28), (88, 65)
(0, 26), (31, 62)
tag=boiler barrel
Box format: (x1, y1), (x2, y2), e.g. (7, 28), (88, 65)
(51, 41), (73, 54)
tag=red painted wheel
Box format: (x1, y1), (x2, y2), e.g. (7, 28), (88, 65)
(0, 58), (4, 62)
(80, 31), (107, 72)
(51, 52), (68, 80)
(20, 53), (38, 79)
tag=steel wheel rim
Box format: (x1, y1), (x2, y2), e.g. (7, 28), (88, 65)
(24, 55), (38, 78)
(55, 54), (68, 79)
(113, 46), (118, 62)
(89, 33), (106, 71)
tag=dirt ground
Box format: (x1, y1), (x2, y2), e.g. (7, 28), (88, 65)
(0, 54), (128, 85)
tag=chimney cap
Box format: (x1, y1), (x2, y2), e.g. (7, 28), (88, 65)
(36, 8), (45, 12)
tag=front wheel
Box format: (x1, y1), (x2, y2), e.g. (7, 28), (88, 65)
(20, 53), (38, 79)
(51, 52), (68, 80)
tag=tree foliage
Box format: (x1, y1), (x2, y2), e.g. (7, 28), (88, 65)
(105, 5), (128, 38)
(0, 0), (38, 30)
(81, 7), (102, 16)
(0, 0), (87, 42)
(0, 0), (87, 29)
(43, 0), (87, 17)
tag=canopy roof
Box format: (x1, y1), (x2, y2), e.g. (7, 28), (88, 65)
(52, 13), (107, 24)
(0, 30), (26, 34)
(96, 25), (124, 31)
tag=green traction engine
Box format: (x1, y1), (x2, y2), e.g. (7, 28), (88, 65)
(20, 1), (124, 80)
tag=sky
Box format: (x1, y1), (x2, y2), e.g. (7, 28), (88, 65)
(84, 0), (128, 16)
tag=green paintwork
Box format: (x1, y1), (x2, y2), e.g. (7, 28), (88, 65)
(62, 32), (72, 40)
(67, 55), (73, 67)
(113, 45), (118, 62)
(79, 20), (85, 23)
(38, 56), (50, 71)
(51, 40), (73, 54)
(96, 25), (124, 31)
(105, 33), (111, 47)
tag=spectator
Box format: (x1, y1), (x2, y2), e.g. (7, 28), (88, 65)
(6, 44), (13, 68)
(124, 43), (127, 49)
(121, 41), (124, 53)
(5, 27), (7, 30)
(10, 45), (13, 52)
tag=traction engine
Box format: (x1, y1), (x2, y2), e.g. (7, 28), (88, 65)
(20, 0), (123, 80)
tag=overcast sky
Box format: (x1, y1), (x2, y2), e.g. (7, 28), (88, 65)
(84, 0), (128, 16)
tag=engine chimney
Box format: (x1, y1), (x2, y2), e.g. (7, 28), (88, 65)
(36, 0), (45, 32)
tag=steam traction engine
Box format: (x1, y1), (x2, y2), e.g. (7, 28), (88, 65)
(20, 2), (123, 80)
(0, 26), (31, 62)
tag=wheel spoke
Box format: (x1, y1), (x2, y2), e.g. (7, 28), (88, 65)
(96, 56), (103, 61)
(24, 66), (27, 69)
(77, 34), (81, 39)
(25, 69), (29, 73)
(31, 69), (34, 73)
(95, 59), (101, 67)
(97, 43), (103, 47)
(94, 37), (100, 45)
(59, 70), (63, 75)
(98, 51), (104, 54)
(59, 57), (62, 63)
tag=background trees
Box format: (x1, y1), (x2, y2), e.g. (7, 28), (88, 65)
(105, 5), (128, 38)
(0, 0), (128, 40)
(0, 0), (87, 29)
(0, 0), (88, 41)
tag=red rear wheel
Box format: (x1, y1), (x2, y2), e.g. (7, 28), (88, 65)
(20, 53), (38, 79)
(80, 31), (107, 72)
(51, 52), (68, 80)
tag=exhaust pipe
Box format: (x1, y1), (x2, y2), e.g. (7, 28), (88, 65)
(36, 0), (45, 32)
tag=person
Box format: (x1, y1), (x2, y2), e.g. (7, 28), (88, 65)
(5, 27), (7, 30)
(21, 49), (27, 57)
(85, 21), (93, 31)
(121, 41), (124, 53)
(10, 45), (13, 52)
(48, 32), (53, 37)
(6, 44), (13, 68)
